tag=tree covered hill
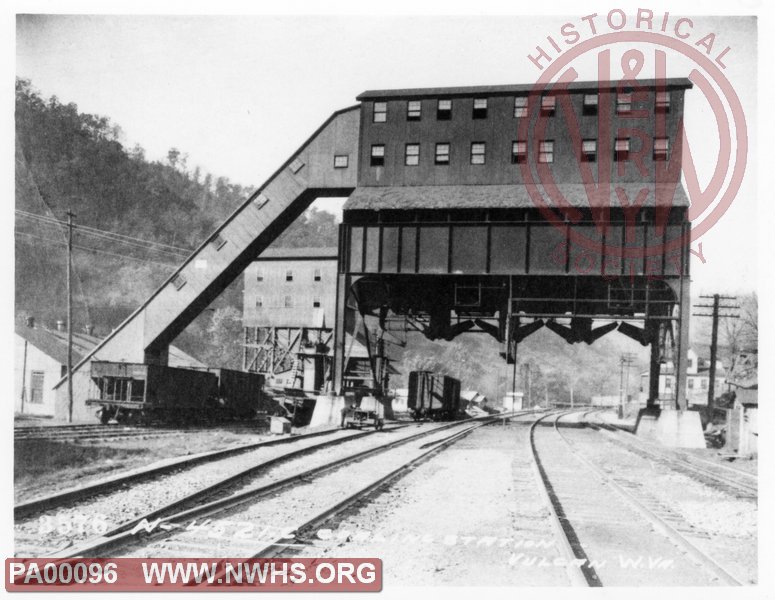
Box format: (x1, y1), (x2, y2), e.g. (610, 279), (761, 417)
(15, 78), (338, 343)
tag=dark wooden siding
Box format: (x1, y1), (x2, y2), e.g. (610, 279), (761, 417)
(357, 89), (686, 187)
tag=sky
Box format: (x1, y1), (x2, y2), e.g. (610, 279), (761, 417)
(13, 12), (758, 295)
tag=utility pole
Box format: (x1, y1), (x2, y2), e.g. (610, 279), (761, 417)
(20, 340), (28, 414)
(511, 347), (518, 405)
(66, 210), (76, 423)
(618, 352), (636, 419)
(693, 294), (739, 425)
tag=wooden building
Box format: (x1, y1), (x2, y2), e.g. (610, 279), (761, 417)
(335, 79), (693, 410)
(16, 318), (203, 420)
(242, 247), (392, 392)
(54, 78), (694, 419)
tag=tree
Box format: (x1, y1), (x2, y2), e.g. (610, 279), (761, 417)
(202, 307), (244, 370)
(274, 207), (339, 248)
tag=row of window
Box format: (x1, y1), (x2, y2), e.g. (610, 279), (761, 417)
(663, 376), (723, 391)
(255, 297), (322, 308)
(255, 269), (323, 282)
(370, 137), (671, 166)
(372, 92), (671, 122)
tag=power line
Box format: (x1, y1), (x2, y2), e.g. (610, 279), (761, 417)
(15, 210), (191, 256)
(16, 210), (191, 255)
(14, 230), (179, 268)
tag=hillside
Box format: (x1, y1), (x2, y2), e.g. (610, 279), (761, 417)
(14, 78), (338, 366)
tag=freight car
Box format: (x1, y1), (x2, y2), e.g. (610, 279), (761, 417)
(86, 361), (265, 424)
(407, 371), (461, 421)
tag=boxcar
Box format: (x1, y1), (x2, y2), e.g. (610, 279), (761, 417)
(407, 371), (461, 421)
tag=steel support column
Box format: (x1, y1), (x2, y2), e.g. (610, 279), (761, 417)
(647, 325), (661, 409)
(667, 275), (691, 411)
(332, 273), (350, 395)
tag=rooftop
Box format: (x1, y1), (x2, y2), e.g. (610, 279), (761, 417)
(256, 247), (338, 260)
(344, 183), (689, 211)
(16, 322), (204, 369)
(357, 78), (693, 100)
(15, 324), (98, 365)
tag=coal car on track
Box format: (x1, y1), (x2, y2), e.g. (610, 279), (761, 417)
(87, 361), (266, 424)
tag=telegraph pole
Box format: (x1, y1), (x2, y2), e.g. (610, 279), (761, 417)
(693, 294), (739, 424)
(618, 352), (636, 419)
(66, 210), (76, 423)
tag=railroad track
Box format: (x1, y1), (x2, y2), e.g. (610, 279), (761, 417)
(43, 412), (529, 559)
(529, 411), (745, 586)
(15, 422), (263, 442)
(583, 411), (757, 499)
(15, 425), (362, 520)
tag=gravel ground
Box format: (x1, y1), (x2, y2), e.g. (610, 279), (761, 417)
(535, 419), (722, 586)
(563, 425), (757, 585)
(595, 409), (758, 475)
(119, 422), (491, 559)
(14, 427), (373, 555)
(15, 424), (275, 501)
(293, 421), (570, 586)
(14, 422), (441, 556)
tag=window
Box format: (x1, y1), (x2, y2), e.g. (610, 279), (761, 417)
(688, 378), (695, 389)
(373, 101), (387, 122)
(540, 95), (556, 116)
(30, 371), (44, 404)
(616, 92), (632, 114)
(313, 298), (321, 308)
(511, 141), (527, 164)
(286, 270), (293, 282)
(172, 273), (187, 290)
(665, 377), (673, 390)
(583, 93), (598, 116)
(472, 98), (488, 119)
(655, 91), (670, 113)
(653, 137), (669, 161)
(210, 233), (226, 250)
(334, 155), (349, 168)
(370, 144), (385, 167)
(435, 143), (450, 165)
(470, 142), (486, 165)
(437, 99), (452, 120)
(701, 378), (708, 390)
(254, 194), (270, 210)
(284, 296), (293, 308)
(256, 270), (264, 282)
(514, 96), (528, 117)
(581, 139), (597, 162)
(255, 297), (263, 308)
(314, 268), (322, 282)
(405, 143), (420, 166)
(538, 140), (554, 163)
(407, 100), (421, 121)
(614, 137), (630, 161)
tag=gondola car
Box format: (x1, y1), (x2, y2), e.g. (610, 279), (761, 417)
(87, 361), (265, 424)
(407, 371), (461, 421)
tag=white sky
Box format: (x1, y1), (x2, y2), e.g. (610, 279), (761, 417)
(12, 11), (759, 295)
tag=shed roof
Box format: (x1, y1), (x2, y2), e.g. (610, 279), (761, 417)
(15, 325), (95, 365)
(343, 183), (690, 211)
(16, 323), (204, 369)
(357, 78), (693, 100)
